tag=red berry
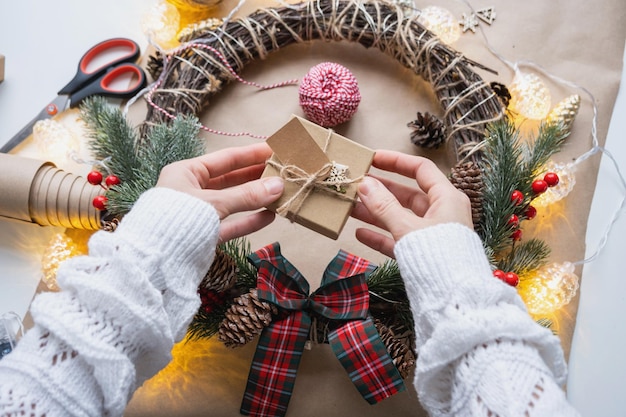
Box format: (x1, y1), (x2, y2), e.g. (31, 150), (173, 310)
(504, 272), (520, 287)
(511, 229), (522, 241)
(92, 195), (108, 211)
(87, 171), (103, 185)
(532, 179), (549, 194)
(511, 190), (524, 205)
(544, 172), (560, 187)
(508, 214), (519, 227)
(493, 269), (506, 280)
(525, 205), (537, 220)
(105, 175), (121, 187)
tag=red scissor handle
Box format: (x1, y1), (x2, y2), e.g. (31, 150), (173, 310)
(67, 63), (147, 107)
(58, 38), (141, 95)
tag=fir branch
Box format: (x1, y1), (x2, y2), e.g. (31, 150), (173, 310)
(497, 238), (550, 276)
(478, 118), (523, 253)
(220, 237), (257, 289)
(187, 302), (232, 341)
(519, 122), (568, 185)
(137, 115), (204, 184)
(80, 97), (140, 182)
(367, 260), (414, 333)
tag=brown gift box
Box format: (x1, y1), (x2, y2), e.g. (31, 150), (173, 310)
(262, 116), (374, 240)
(0, 54), (4, 83)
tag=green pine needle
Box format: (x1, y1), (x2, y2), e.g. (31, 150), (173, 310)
(220, 238), (257, 290)
(497, 238), (550, 276)
(80, 97), (205, 217)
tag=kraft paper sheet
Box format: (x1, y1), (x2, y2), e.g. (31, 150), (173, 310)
(120, 0), (625, 415)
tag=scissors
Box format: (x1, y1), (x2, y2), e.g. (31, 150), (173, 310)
(0, 37), (147, 153)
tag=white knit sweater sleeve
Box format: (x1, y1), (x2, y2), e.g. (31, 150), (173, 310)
(393, 223), (580, 417)
(0, 187), (220, 417)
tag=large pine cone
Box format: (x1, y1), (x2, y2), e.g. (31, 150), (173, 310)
(218, 289), (278, 348)
(374, 319), (416, 379)
(200, 247), (238, 292)
(450, 161), (484, 230)
(407, 112), (446, 149)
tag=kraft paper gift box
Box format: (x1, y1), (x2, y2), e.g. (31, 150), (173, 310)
(262, 116), (375, 240)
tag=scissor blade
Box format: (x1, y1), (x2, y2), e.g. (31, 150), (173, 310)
(0, 95), (70, 153)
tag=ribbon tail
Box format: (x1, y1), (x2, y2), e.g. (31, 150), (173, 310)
(328, 317), (405, 404)
(241, 312), (311, 417)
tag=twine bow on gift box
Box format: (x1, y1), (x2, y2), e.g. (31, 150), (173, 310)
(242, 243), (405, 417)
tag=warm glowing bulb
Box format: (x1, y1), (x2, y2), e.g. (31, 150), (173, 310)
(141, 0), (181, 49)
(41, 230), (92, 291)
(509, 72), (552, 120)
(32, 119), (80, 164)
(417, 6), (461, 44)
(518, 262), (579, 315)
(533, 161), (576, 207)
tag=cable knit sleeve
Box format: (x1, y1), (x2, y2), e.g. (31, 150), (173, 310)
(394, 223), (580, 417)
(0, 187), (220, 417)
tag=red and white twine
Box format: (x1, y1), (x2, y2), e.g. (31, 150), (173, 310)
(298, 62), (361, 128)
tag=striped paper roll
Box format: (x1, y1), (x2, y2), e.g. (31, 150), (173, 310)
(0, 154), (102, 230)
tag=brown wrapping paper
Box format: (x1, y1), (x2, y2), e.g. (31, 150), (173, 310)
(117, 0), (624, 415)
(263, 116), (374, 239)
(0, 153), (102, 230)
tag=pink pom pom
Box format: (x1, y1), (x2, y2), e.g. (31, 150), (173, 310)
(298, 62), (361, 127)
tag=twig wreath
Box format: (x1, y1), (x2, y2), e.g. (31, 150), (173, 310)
(81, 0), (579, 388)
(142, 0), (504, 161)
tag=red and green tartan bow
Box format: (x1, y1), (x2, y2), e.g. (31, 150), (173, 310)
(241, 242), (405, 417)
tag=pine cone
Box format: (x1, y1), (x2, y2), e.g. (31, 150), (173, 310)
(102, 218), (120, 232)
(490, 81), (511, 108)
(407, 112), (446, 149)
(146, 52), (164, 81)
(218, 289), (278, 348)
(374, 319), (416, 379)
(450, 161), (484, 230)
(200, 247), (238, 292)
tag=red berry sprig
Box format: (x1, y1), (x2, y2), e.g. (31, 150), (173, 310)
(544, 172), (560, 187)
(87, 170), (103, 186)
(105, 174), (121, 187)
(493, 269), (520, 287)
(92, 195), (108, 211)
(511, 190), (524, 205)
(531, 179), (549, 195)
(524, 205), (537, 220)
(87, 170), (122, 211)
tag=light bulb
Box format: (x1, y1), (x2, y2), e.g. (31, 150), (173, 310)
(417, 6), (461, 44)
(509, 72), (551, 120)
(32, 119), (80, 165)
(41, 230), (92, 291)
(141, 0), (181, 49)
(518, 262), (579, 315)
(533, 161), (576, 207)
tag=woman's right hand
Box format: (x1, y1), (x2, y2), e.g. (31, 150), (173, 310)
(351, 150), (473, 258)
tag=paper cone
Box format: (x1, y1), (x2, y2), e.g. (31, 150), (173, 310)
(0, 154), (102, 230)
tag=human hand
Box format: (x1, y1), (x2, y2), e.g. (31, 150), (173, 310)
(351, 150), (473, 258)
(156, 143), (284, 242)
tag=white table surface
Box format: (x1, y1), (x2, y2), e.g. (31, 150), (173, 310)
(0, 1), (625, 416)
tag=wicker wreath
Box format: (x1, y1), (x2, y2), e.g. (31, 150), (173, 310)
(144, 0), (504, 161)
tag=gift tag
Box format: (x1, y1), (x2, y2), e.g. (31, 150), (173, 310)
(266, 116), (331, 174)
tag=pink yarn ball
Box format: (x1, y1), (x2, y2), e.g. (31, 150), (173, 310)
(298, 62), (361, 127)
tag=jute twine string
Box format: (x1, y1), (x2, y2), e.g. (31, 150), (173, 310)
(143, 0), (504, 162)
(267, 130), (363, 220)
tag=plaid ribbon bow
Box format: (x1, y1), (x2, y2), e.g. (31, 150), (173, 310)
(241, 242), (405, 417)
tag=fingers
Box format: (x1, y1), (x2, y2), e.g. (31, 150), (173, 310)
(219, 210), (276, 242)
(372, 150), (451, 195)
(208, 176), (284, 219)
(203, 163), (267, 190)
(189, 143), (273, 189)
(356, 176), (422, 241)
(355, 228), (396, 259)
